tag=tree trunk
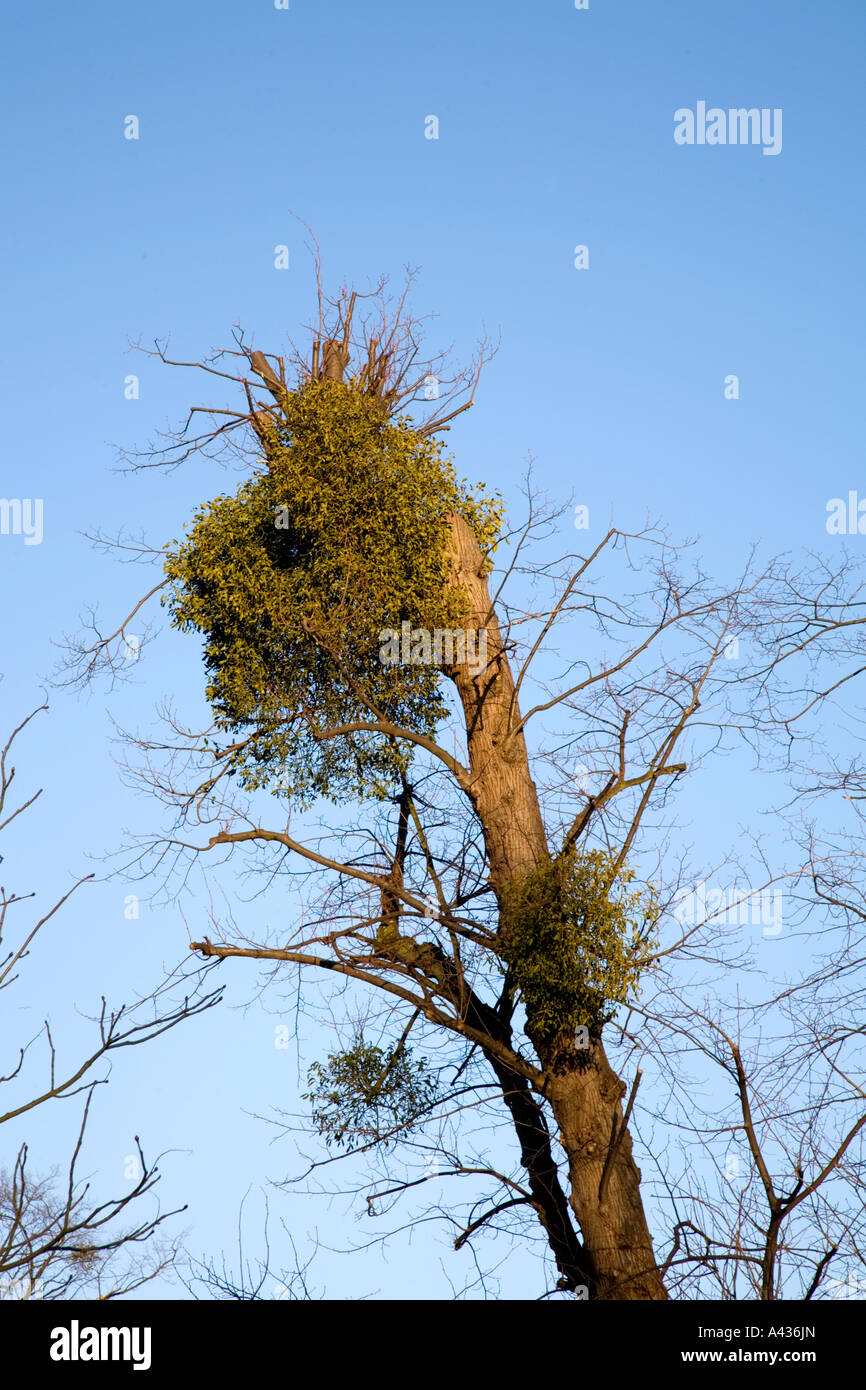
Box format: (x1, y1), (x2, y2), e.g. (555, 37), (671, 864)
(378, 788), (594, 1292)
(444, 513), (667, 1300)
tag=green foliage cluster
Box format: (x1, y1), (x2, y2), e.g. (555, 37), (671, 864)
(500, 847), (660, 1040)
(303, 1035), (439, 1150)
(163, 380), (502, 804)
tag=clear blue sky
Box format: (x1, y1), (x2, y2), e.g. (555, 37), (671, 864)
(2, 0), (865, 1299)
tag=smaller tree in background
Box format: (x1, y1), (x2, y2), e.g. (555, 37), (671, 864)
(0, 704), (223, 1300)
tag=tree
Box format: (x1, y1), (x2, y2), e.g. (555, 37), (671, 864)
(0, 704), (223, 1300)
(63, 268), (866, 1301)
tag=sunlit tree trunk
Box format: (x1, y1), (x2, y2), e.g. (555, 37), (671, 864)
(445, 513), (667, 1300)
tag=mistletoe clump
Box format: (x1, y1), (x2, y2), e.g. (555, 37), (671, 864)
(163, 379), (502, 805)
(501, 847), (660, 1042)
(304, 1035), (439, 1150)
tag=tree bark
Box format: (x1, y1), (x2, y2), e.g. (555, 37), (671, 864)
(377, 788), (594, 1292)
(444, 513), (667, 1300)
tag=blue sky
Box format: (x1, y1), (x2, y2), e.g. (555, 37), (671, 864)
(2, 0), (865, 1299)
